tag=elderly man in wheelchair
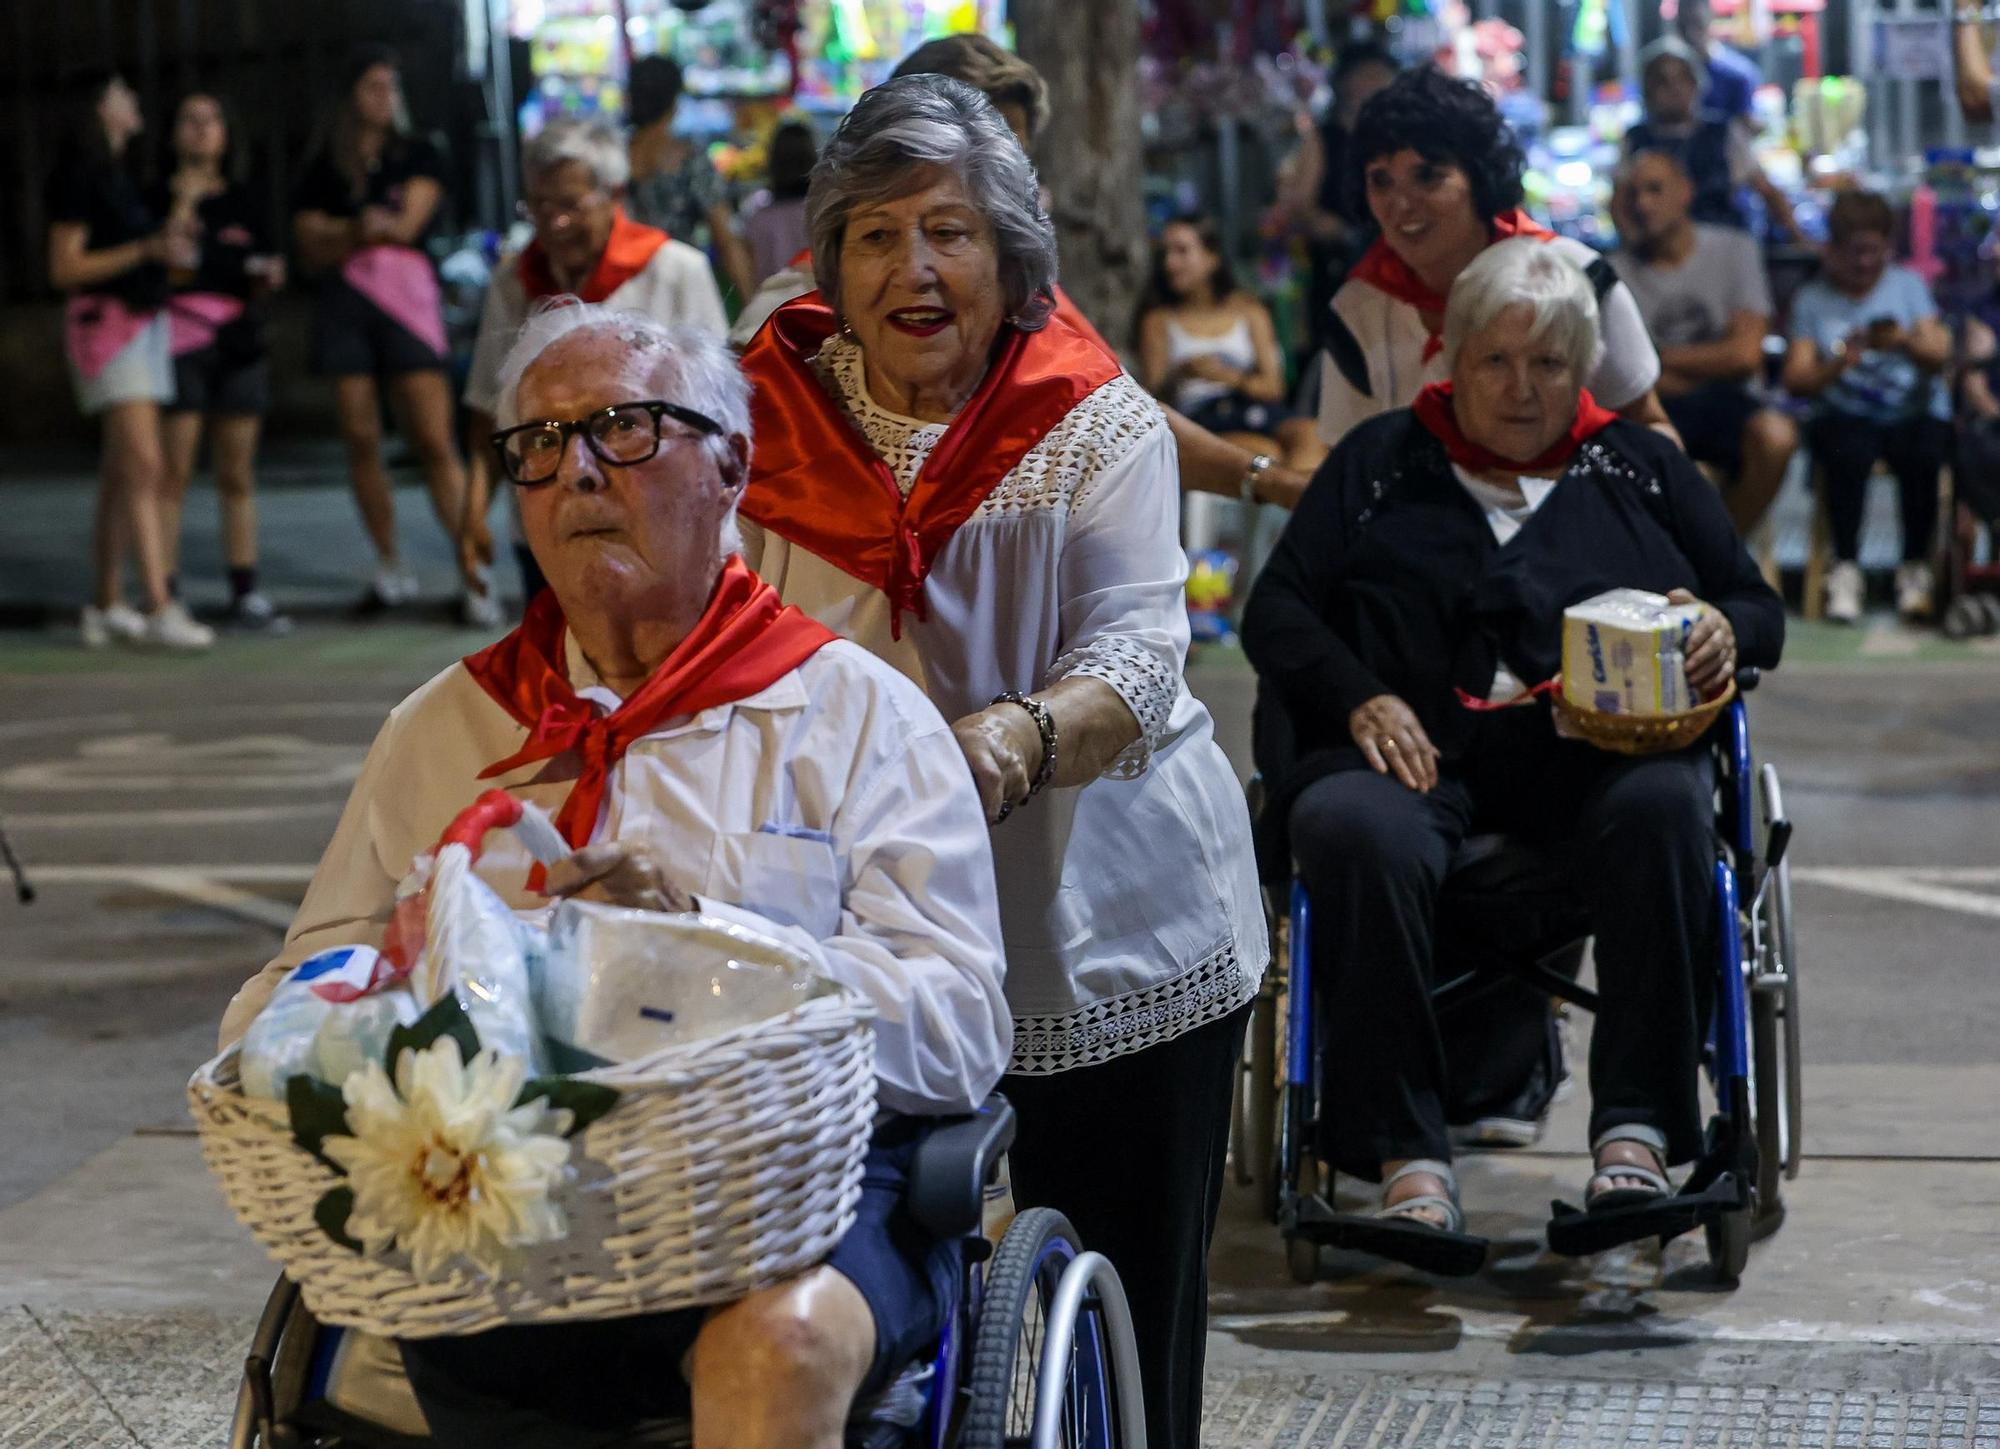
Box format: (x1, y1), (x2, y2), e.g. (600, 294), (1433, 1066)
(1241, 240), (1787, 1276)
(217, 307), (1052, 1447)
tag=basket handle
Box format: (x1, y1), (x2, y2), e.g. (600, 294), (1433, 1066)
(436, 789), (523, 859)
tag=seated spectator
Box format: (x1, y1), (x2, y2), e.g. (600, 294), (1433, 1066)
(460, 117), (727, 611)
(1780, 191), (1953, 623)
(1625, 36), (1804, 245)
(220, 308), (1011, 1445)
(1138, 215), (1324, 474)
(1242, 240), (1783, 1267)
(745, 120), (815, 288)
(1612, 147), (1796, 532)
(1951, 271), (2000, 532)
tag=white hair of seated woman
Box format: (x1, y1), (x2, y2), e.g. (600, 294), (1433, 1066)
(1442, 236), (1607, 378)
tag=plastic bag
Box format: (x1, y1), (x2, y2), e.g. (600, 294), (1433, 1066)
(536, 899), (829, 1065)
(238, 945), (418, 1099)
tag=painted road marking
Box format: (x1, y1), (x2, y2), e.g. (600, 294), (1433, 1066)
(27, 865), (314, 933)
(7, 802), (341, 830)
(0, 733), (363, 793)
(1794, 866), (2000, 921)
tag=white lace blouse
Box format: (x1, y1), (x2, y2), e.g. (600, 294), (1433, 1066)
(744, 336), (1267, 1074)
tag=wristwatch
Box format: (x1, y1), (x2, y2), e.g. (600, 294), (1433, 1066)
(1239, 452), (1274, 506)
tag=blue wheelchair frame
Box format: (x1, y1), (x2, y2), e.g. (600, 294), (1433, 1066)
(1274, 689), (1794, 1279)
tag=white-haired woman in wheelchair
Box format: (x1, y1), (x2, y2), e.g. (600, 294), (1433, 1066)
(219, 306), (1012, 1446)
(1241, 238), (1785, 1266)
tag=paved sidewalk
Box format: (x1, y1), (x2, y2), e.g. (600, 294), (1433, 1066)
(6, 465), (2000, 1445)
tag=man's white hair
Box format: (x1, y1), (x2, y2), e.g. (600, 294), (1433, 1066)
(494, 302), (753, 554)
(521, 116), (631, 192)
(1441, 237), (1604, 381)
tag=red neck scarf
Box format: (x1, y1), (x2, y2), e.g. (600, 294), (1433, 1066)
(1412, 381), (1618, 475)
(463, 557), (835, 886)
(1349, 209), (1557, 360)
(516, 208), (671, 304)
(1050, 285), (1117, 361)
(739, 295), (1122, 636)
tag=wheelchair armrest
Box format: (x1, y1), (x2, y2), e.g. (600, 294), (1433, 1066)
(908, 1095), (1017, 1240)
(1736, 666), (1761, 694)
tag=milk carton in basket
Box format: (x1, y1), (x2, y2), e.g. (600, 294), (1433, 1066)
(1561, 589), (1705, 716)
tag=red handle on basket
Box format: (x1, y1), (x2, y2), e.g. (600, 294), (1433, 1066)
(435, 789), (524, 858)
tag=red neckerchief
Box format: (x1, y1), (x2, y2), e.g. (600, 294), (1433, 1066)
(1050, 285), (1117, 361)
(463, 556), (835, 888)
(739, 294), (1122, 637)
(516, 208), (671, 304)
(1412, 381), (1618, 475)
(1348, 209), (1558, 360)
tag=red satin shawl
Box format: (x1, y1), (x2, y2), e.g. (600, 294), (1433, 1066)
(516, 208), (672, 304)
(1050, 285), (1117, 361)
(1348, 210), (1558, 359)
(1412, 381), (1618, 475)
(738, 294), (1122, 635)
(462, 556), (835, 885)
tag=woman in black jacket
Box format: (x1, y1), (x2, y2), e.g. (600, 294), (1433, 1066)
(1242, 238), (1783, 1271)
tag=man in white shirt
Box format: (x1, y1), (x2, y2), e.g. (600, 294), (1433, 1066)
(1611, 147), (1797, 532)
(458, 118), (728, 611)
(221, 308), (1009, 1448)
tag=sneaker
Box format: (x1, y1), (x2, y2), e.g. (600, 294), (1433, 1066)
(142, 602), (215, 651)
(1450, 1115), (1546, 1150)
(80, 602), (148, 649)
(459, 587), (505, 630)
(1825, 560), (1865, 625)
(223, 590), (294, 636)
(1895, 561), (1936, 621)
(359, 563), (421, 612)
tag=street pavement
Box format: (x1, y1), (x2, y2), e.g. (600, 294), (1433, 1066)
(3, 469), (2000, 1445)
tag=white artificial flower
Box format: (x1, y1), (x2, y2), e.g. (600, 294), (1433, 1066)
(322, 1036), (575, 1280)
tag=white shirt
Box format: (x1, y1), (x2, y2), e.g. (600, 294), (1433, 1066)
(1453, 464), (1558, 703)
(744, 337), (1268, 1075)
(464, 237), (729, 416)
(729, 263), (813, 348)
(218, 636), (1013, 1118)
(1316, 235), (1662, 449)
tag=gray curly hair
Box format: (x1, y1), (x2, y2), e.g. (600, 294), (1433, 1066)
(805, 73), (1058, 330)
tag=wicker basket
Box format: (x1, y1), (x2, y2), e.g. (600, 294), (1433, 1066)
(189, 990), (876, 1339)
(1552, 680), (1736, 756)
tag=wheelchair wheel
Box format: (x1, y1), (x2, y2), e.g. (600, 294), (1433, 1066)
(1751, 988), (1785, 1227)
(1758, 763), (1803, 1181)
(1236, 981), (1280, 1217)
(959, 1207), (1141, 1449)
(1705, 1201), (1753, 1286)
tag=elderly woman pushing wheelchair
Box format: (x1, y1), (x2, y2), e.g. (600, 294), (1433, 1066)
(1242, 239), (1784, 1271)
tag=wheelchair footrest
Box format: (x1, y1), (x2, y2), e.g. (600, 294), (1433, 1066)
(1285, 1194), (1490, 1277)
(1545, 1171), (1748, 1258)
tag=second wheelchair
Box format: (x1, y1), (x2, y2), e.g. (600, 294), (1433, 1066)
(1235, 674), (1802, 1285)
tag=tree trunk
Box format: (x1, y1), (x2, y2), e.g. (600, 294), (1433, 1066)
(1012, 0), (1147, 355)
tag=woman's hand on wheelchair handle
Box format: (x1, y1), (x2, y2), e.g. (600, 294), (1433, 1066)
(1668, 589), (1738, 701)
(541, 841), (693, 914)
(1349, 694), (1441, 794)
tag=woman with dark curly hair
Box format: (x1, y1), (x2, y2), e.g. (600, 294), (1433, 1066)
(1316, 66), (1670, 450)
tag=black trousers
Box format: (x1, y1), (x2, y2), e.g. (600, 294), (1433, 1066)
(1287, 713), (1716, 1180)
(1002, 999), (1249, 1449)
(1806, 411), (1950, 563)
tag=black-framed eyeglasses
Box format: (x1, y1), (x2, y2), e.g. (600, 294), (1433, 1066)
(490, 399), (723, 486)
